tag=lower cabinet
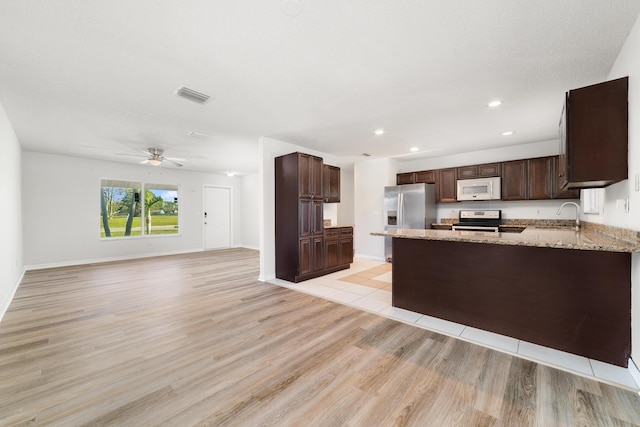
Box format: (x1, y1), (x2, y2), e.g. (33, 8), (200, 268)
(324, 227), (353, 269)
(299, 236), (324, 276)
(338, 228), (354, 265)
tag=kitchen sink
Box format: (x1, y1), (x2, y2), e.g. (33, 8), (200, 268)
(499, 226), (526, 233)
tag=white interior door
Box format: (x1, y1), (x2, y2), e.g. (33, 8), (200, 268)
(204, 186), (231, 250)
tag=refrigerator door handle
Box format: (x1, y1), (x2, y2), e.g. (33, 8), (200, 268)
(398, 192), (404, 229)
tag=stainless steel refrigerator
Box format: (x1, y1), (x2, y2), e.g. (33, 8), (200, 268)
(384, 183), (437, 262)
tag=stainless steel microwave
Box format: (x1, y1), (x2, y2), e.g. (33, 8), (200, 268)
(456, 177), (501, 201)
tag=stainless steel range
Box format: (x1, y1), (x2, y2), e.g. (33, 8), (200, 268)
(451, 210), (501, 232)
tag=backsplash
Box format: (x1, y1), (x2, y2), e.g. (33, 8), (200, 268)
(582, 222), (640, 245)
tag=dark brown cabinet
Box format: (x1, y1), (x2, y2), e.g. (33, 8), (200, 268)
(527, 157), (554, 200)
(553, 157), (580, 199)
(299, 199), (323, 237)
(338, 227), (354, 265)
(275, 152), (325, 282)
(324, 229), (340, 269)
(560, 77), (628, 189)
(298, 153), (323, 199)
(324, 227), (353, 269)
(504, 156), (580, 201)
(397, 172), (415, 185)
(501, 160), (528, 200)
(457, 163), (501, 179)
(415, 170), (436, 184)
(436, 168), (457, 203)
(276, 152), (352, 283)
(323, 165), (341, 203)
(397, 155), (579, 204)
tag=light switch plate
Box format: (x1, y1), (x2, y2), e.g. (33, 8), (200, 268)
(635, 173), (639, 192)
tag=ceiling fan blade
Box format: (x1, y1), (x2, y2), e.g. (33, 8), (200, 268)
(165, 156), (187, 162)
(115, 152), (148, 157)
(164, 158), (183, 167)
(140, 159), (149, 164)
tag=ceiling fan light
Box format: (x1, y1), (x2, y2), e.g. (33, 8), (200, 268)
(148, 159), (162, 166)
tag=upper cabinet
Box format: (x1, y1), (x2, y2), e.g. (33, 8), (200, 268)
(397, 155), (579, 203)
(436, 168), (457, 203)
(457, 163), (501, 179)
(501, 160), (528, 200)
(298, 153), (323, 199)
(323, 165), (341, 203)
(559, 77), (628, 189)
(397, 172), (415, 185)
(415, 170), (436, 184)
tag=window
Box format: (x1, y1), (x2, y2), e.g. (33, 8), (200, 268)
(100, 180), (179, 238)
(582, 188), (604, 215)
(143, 183), (179, 236)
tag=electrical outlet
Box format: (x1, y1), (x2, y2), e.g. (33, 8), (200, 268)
(616, 198), (630, 213)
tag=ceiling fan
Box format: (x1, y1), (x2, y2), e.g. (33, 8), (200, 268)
(117, 148), (187, 167)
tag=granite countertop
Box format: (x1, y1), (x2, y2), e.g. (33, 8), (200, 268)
(324, 224), (354, 229)
(371, 226), (640, 253)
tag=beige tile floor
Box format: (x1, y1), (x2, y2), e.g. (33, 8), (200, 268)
(270, 258), (640, 392)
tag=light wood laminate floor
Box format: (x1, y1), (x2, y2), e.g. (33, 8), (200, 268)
(1, 249), (639, 426)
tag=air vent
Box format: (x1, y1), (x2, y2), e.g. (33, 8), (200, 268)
(187, 131), (214, 139)
(175, 86), (211, 104)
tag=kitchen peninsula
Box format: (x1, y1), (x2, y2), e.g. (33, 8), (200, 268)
(372, 226), (640, 367)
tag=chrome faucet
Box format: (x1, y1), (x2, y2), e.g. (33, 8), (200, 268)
(556, 202), (580, 231)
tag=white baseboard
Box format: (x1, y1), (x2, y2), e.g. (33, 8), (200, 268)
(0, 268), (25, 323)
(629, 358), (640, 391)
(238, 245), (260, 251)
(24, 248), (204, 271)
(354, 253), (386, 262)
(259, 273), (275, 282)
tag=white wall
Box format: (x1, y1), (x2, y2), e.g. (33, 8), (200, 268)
(337, 162), (355, 226)
(0, 102), (23, 319)
(22, 151), (244, 268)
(606, 13), (640, 366)
(258, 137), (337, 281)
(241, 173), (260, 250)
(353, 157), (399, 261)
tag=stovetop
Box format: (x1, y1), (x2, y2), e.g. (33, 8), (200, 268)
(454, 209), (502, 227)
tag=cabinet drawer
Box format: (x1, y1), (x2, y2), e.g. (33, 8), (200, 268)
(324, 229), (339, 239)
(338, 227), (353, 237)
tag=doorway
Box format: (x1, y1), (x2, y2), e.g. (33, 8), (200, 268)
(203, 186), (231, 250)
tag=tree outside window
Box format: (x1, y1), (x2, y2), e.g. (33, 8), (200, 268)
(100, 180), (179, 238)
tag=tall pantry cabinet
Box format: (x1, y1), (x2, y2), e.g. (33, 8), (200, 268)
(275, 152), (325, 282)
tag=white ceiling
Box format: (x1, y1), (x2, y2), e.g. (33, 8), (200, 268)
(1, 1), (639, 175)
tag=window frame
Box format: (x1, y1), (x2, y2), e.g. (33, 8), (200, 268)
(100, 179), (181, 240)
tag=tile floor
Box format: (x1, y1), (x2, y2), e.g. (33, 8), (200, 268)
(269, 258), (640, 392)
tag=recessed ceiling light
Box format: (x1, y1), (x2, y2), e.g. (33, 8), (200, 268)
(501, 131), (514, 136)
(487, 100), (502, 108)
(374, 129), (384, 135)
(410, 147), (419, 152)
(226, 172), (235, 177)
